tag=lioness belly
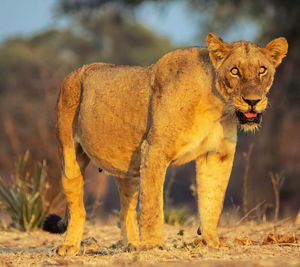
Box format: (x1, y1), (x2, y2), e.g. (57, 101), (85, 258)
(76, 64), (151, 177)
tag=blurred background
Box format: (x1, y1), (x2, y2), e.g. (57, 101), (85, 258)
(0, 0), (299, 225)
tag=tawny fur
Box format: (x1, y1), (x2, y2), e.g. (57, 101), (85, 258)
(54, 33), (288, 255)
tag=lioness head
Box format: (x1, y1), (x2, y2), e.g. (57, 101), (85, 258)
(206, 33), (288, 131)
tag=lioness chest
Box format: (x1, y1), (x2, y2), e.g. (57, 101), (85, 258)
(171, 115), (236, 166)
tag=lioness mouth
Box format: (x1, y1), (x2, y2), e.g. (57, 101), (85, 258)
(236, 110), (262, 124)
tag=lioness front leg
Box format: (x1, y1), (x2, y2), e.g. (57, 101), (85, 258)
(139, 141), (169, 250)
(196, 142), (236, 247)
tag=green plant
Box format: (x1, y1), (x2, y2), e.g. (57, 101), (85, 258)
(112, 209), (121, 229)
(172, 229), (188, 249)
(177, 229), (184, 236)
(164, 208), (188, 226)
(0, 151), (63, 231)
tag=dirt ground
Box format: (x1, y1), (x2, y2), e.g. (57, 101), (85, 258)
(0, 219), (299, 267)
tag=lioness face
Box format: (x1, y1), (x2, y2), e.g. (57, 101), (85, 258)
(206, 33), (288, 131)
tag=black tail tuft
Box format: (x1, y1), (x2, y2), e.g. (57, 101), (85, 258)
(197, 227), (202, 235)
(43, 214), (67, 234)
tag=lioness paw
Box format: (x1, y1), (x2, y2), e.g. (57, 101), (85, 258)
(140, 242), (166, 251)
(57, 244), (79, 256)
(123, 243), (138, 252)
(202, 236), (220, 248)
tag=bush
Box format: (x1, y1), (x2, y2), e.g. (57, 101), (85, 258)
(0, 151), (63, 231)
(164, 208), (188, 226)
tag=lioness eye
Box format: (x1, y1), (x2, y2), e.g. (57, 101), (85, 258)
(230, 67), (240, 76)
(259, 66), (267, 75)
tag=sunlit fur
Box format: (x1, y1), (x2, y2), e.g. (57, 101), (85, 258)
(240, 120), (262, 133)
(53, 33), (288, 256)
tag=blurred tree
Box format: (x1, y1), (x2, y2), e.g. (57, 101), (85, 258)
(72, 9), (172, 65)
(69, 0), (298, 216)
(1, 0), (298, 218)
(0, 8), (173, 197)
(57, 0), (147, 14)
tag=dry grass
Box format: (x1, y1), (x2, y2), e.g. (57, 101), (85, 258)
(0, 219), (299, 267)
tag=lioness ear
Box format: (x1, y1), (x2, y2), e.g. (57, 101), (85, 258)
(265, 37), (288, 67)
(206, 32), (228, 67)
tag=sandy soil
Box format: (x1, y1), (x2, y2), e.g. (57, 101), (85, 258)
(0, 220), (299, 267)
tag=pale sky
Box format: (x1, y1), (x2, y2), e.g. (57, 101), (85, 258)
(0, 0), (258, 45)
(0, 0), (58, 41)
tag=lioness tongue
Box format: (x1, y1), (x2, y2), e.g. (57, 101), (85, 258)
(244, 112), (257, 118)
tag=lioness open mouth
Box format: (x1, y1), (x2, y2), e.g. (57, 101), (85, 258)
(236, 110), (262, 125)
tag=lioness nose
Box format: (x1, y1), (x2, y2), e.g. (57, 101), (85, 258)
(242, 98), (261, 106)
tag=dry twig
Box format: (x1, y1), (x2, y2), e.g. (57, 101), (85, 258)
(268, 171), (285, 222)
(242, 143), (254, 215)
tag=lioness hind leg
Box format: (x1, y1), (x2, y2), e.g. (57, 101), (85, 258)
(55, 67), (90, 256)
(57, 142), (90, 256)
(115, 177), (139, 250)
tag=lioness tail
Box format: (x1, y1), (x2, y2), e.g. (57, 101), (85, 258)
(42, 207), (69, 234)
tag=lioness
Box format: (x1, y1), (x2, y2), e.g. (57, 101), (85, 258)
(43, 33), (288, 255)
